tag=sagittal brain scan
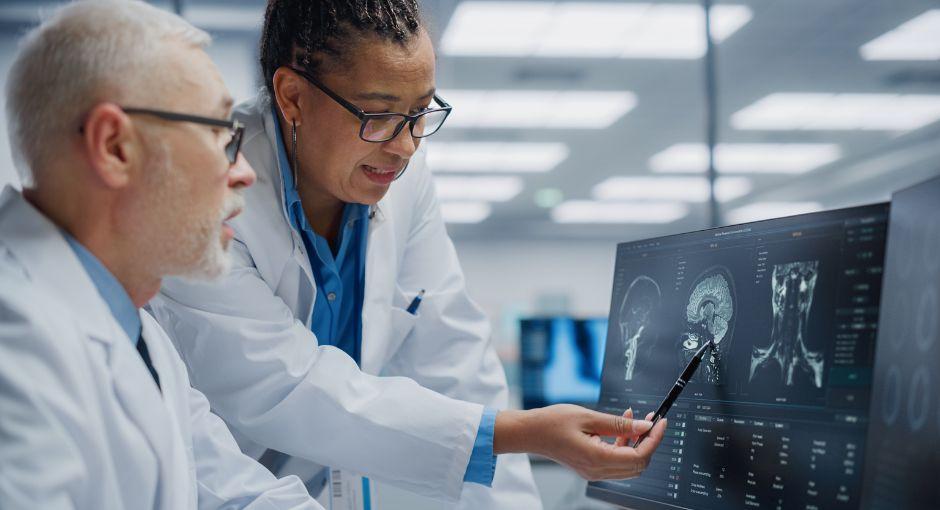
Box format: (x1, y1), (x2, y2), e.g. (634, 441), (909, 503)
(749, 261), (824, 388)
(620, 276), (662, 381)
(677, 266), (735, 385)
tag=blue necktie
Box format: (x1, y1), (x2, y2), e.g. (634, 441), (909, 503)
(136, 335), (162, 393)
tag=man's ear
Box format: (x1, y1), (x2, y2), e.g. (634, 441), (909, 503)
(272, 67), (306, 127)
(80, 102), (137, 189)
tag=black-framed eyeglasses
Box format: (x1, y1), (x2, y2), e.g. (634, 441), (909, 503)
(120, 108), (244, 164)
(289, 67), (452, 143)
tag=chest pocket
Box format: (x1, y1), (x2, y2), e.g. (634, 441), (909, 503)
(379, 307), (418, 369)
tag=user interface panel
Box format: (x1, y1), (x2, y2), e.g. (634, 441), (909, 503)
(587, 203), (889, 510)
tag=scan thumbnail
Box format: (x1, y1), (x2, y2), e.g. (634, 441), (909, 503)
(749, 261), (825, 388)
(619, 276), (662, 382)
(677, 266), (736, 385)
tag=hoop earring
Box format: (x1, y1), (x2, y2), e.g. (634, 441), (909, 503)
(291, 119), (299, 186)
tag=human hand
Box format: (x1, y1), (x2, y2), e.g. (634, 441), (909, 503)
(493, 404), (667, 480)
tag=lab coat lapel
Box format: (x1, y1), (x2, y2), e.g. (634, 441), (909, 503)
(107, 327), (188, 510)
(360, 204), (396, 375)
(139, 315), (194, 509)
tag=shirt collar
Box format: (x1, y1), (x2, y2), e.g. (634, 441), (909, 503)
(63, 233), (141, 345)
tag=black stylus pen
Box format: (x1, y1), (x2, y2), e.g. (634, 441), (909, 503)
(632, 339), (714, 447)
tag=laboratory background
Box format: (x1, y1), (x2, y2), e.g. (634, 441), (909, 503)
(1, 1), (938, 509)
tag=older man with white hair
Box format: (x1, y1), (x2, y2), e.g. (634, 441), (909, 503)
(0, 1), (323, 508)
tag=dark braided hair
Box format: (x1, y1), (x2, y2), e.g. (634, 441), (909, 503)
(260, 0), (424, 97)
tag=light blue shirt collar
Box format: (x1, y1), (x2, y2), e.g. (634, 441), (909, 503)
(64, 233), (142, 345)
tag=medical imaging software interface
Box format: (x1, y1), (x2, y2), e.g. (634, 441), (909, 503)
(588, 203), (889, 510)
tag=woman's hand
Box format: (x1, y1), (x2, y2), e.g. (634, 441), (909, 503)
(494, 404), (667, 481)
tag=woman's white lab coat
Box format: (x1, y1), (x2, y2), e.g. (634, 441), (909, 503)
(148, 93), (542, 508)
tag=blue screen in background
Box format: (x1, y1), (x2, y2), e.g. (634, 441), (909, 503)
(520, 318), (607, 409)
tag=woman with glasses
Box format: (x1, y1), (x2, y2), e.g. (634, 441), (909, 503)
(149, 1), (665, 507)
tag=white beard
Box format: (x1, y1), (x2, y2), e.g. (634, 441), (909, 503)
(143, 139), (243, 282)
(176, 191), (243, 281)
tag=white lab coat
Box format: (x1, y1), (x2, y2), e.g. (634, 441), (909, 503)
(0, 187), (321, 510)
(148, 93), (542, 508)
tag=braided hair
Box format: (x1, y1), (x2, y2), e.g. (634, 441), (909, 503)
(260, 0), (424, 96)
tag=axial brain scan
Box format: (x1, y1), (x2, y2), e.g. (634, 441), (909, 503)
(749, 261), (824, 388)
(678, 266), (735, 384)
(620, 276), (662, 381)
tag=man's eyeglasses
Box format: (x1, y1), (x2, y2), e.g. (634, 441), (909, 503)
(120, 108), (244, 164)
(289, 67), (452, 143)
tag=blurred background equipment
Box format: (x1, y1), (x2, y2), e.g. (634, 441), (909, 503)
(519, 317), (607, 410)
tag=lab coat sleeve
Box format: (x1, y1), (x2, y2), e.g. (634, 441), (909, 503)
(0, 294), (99, 509)
(149, 239), (484, 503)
(186, 385), (322, 510)
(380, 155), (543, 509)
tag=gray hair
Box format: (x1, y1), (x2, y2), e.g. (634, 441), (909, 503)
(4, 0), (210, 187)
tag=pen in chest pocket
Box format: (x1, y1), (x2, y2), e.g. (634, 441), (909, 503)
(406, 289), (425, 315)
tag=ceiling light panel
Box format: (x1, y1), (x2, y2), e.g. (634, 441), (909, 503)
(184, 6), (263, 31)
(433, 176), (524, 202)
(441, 2), (752, 59)
(860, 10), (940, 61)
(427, 142), (570, 173)
(443, 90), (637, 129)
(551, 201), (689, 223)
(440, 201), (493, 223)
(650, 143), (842, 174)
(592, 176), (752, 202)
(726, 202), (823, 224)
(731, 93), (940, 131)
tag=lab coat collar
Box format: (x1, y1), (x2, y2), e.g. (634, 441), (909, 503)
(259, 92), (387, 230)
(0, 186), (121, 344)
(0, 186), (185, 503)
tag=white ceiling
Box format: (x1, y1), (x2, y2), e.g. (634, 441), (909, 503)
(1, 0), (938, 242)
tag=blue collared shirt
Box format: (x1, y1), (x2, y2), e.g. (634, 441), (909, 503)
(64, 233), (141, 344)
(271, 108), (497, 486)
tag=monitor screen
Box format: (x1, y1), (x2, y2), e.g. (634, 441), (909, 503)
(587, 203), (889, 510)
(861, 177), (940, 510)
(519, 317), (607, 409)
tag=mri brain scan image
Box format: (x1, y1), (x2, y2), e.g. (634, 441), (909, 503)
(749, 261), (825, 388)
(619, 276), (662, 381)
(677, 266), (735, 385)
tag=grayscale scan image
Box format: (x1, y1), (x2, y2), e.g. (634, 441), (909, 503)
(749, 261), (824, 388)
(677, 266), (735, 385)
(619, 276), (662, 382)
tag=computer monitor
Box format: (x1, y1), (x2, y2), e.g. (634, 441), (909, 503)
(519, 317), (607, 410)
(860, 177), (940, 510)
(587, 203), (889, 509)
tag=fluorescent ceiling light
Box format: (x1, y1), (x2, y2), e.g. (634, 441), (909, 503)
(726, 202), (823, 224)
(441, 2), (752, 59)
(731, 93), (940, 131)
(433, 176), (523, 202)
(650, 143), (842, 174)
(427, 142), (569, 172)
(184, 6), (263, 31)
(440, 201), (492, 223)
(443, 90), (637, 129)
(593, 176), (752, 202)
(551, 201), (689, 223)
(860, 10), (940, 61)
